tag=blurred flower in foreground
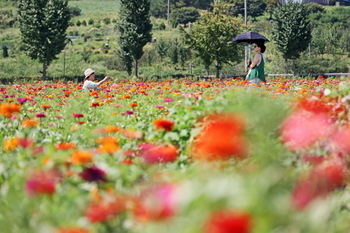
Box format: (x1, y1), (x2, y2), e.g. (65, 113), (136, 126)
(154, 119), (174, 131)
(56, 226), (89, 233)
(280, 111), (332, 151)
(84, 194), (125, 223)
(192, 113), (247, 160)
(22, 118), (39, 128)
(138, 143), (178, 164)
(25, 169), (61, 197)
(204, 210), (253, 233)
(80, 166), (107, 183)
(133, 183), (177, 221)
(3, 137), (19, 152)
(97, 136), (119, 155)
(0, 102), (21, 118)
(70, 150), (93, 165)
(55, 142), (76, 150)
(292, 157), (347, 210)
(331, 124), (350, 155)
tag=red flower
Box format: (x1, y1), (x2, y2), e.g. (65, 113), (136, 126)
(192, 113), (247, 160)
(292, 157), (347, 210)
(154, 119), (174, 131)
(91, 102), (100, 107)
(25, 169), (61, 197)
(84, 195), (125, 223)
(138, 143), (178, 164)
(204, 210), (253, 233)
(56, 226), (89, 233)
(80, 166), (107, 183)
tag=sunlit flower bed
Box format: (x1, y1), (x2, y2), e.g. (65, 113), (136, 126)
(1, 77), (350, 233)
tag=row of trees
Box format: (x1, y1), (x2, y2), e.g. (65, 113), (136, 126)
(16, 0), (348, 79)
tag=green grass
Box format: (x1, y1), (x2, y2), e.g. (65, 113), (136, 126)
(68, 0), (120, 18)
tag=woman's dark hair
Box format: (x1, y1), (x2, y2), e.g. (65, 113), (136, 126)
(256, 42), (266, 53)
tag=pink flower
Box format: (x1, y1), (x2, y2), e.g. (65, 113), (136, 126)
(331, 125), (350, 155)
(280, 111), (332, 151)
(134, 184), (178, 221)
(164, 98), (174, 103)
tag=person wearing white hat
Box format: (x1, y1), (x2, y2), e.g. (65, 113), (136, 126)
(82, 68), (110, 90)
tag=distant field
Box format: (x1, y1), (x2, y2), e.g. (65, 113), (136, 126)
(68, 0), (120, 17)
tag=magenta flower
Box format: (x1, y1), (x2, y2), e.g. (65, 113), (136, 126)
(73, 113), (84, 118)
(35, 113), (46, 118)
(155, 105), (165, 109)
(17, 98), (28, 103)
(164, 98), (174, 103)
(80, 166), (107, 183)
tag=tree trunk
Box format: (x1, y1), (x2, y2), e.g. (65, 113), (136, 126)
(42, 61), (47, 80)
(292, 58), (296, 76)
(215, 61), (221, 79)
(284, 58), (288, 74)
(205, 66), (210, 76)
(134, 59), (138, 77)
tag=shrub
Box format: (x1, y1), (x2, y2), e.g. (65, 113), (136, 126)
(69, 6), (82, 17)
(103, 18), (111, 25)
(88, 19), (94, 25)
(76, 20), (81, 27)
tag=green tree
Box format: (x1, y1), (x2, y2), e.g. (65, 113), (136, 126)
(155, 40), (170, 60)
(18, 0), (70, 79)
(171, 7), (200, 27)
(272, 2), (311, 75)
(118, 0), (152, 77)
(181, 2), (242, 78)
(227, 0), (267, 21)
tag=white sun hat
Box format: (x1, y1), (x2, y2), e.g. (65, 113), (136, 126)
(84, 68), (95, 79)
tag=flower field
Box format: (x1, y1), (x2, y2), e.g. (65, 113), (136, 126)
(1, 77), (350, 233)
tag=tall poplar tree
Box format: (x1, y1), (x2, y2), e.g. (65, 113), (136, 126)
(18, 0), (70, 80)
(272, 2), (311, 75)
(118, 0), (152, 77)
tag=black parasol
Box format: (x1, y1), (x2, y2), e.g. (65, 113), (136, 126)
(232, 31), (269, 44)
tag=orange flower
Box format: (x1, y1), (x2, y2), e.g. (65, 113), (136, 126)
(98, 143), (119, 155)
(97, 136), (118, 145)
(129, 102), (138, 107)
(55, 142), (76, 150)
(192, 113), (247, 160)
(56, 227), (89, 233)
(105, 125), (120, 133)
(120, 129), (143, 139)
(22, 118), (40, 128)
(154, 119), (174, 131)
(70, 151), (93, 165)
(3, 137), (19, 152)
(0, 102), (21, 118)
(40, 104), (52, 110)
(123, 94), (131, 99)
